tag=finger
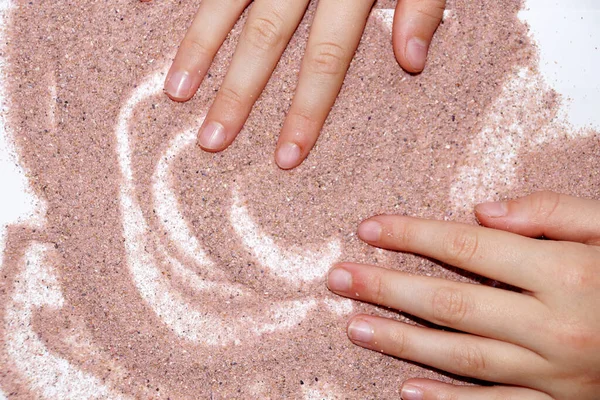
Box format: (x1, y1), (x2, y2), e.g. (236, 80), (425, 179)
(393, 0), (446, 73)
(274, 0), (376, 169)
(400, 379), (552, 400)
(328, 263), (548, 350)
(346, 315), (548, 386)
(197, 0), (310, 151)
(475, 191), (600, 245)
(356, 215), (548, 290)
(164, 0), (252, 101)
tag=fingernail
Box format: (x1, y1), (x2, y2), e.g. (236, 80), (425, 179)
(276, 142), (301, 169)
(406, 37), (428, 72)
(476, 201), (508, 218)
(358, 220), (382, 242)
(348, 319), (374, 343)
(165, 70), (193, 99)
(327, 268), (352, 292)
(198, 121), (227, 150)
(401, 384), (423, 400)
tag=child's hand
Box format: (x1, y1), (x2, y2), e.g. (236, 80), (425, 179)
(327, 191), (600, 399)
(164, 0), (445, 169)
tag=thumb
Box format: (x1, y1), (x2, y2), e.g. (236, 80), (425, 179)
(475, 191), (600, 245)
(393, 0), (446, 73)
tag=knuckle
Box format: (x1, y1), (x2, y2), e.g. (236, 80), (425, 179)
(414, 0), (446, 22)
(244, 14), (284, 51)
(453, 344), (486, 376)
(439, 393), (460, 400)
(579, 370), (600, 389)
(564, 265), (591, 289)
(216, 86), (245, 110)
(371, 273), (386, 305)
(431, 286), (469, 326)
(442, 228), (480, 266)
(307, 42), (349, 77)
(529, 191), (561, 224)
(492, 393), (517, 400)
(388, 327), (408, 357)
(181, 37), (213, 59)
(391, 219), (418, 248)
(557, 251), (594, 290)
(288, 107), (316, 131)
(557, 325), (598, 352)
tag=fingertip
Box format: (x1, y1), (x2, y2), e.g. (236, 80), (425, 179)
(400, 379), (445, 400)
(327, 266), (353, 292)
(347, 317), (375, 343)
(357, 219), (382, 243)
(275, 122), (318, 170)
(474, 201), (509, 219)
(393, 34), (430, 74)
(393, 0), (445, 73)
(404, 37), (429, 73)
(400, 382), (424, 400)
(197, 121), (228, 152)
(474, 191), (600, 242)
(275, 142), (302, 170)
(164, 70), (198, 102)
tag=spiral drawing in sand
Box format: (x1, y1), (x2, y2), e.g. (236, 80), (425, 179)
(1, 1), (598, 398)
(117, 72), (351, 346)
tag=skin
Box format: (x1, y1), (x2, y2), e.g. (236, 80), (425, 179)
(327, 191), (600, 399)
(164, 3), (599, 397)
(164, 0), (446, 169)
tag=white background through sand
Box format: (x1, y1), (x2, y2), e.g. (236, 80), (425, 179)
(0, 1), (599, 399)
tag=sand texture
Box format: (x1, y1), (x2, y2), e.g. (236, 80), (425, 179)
(0, 0), (598, 399)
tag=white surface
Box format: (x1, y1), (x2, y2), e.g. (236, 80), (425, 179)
(520, 0), (600, 129)
(449, 0), (600, 209)
(0, 2), (598, 397)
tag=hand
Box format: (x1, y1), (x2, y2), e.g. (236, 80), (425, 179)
(327, 191), (600, 399)
(164, 0), (446, 169)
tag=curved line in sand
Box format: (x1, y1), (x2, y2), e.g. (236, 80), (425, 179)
(230, 187), (342, 283)
(161, 240), (248, 297)
(4, 242), (128, 400)
(116, 72), (352, 347)
(152, 126), (248, 297)
(117, 74), (245, 345)
(116, 74), (246, 345)
(152, 127), (215, 270)
(154, 125), (342, 285)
